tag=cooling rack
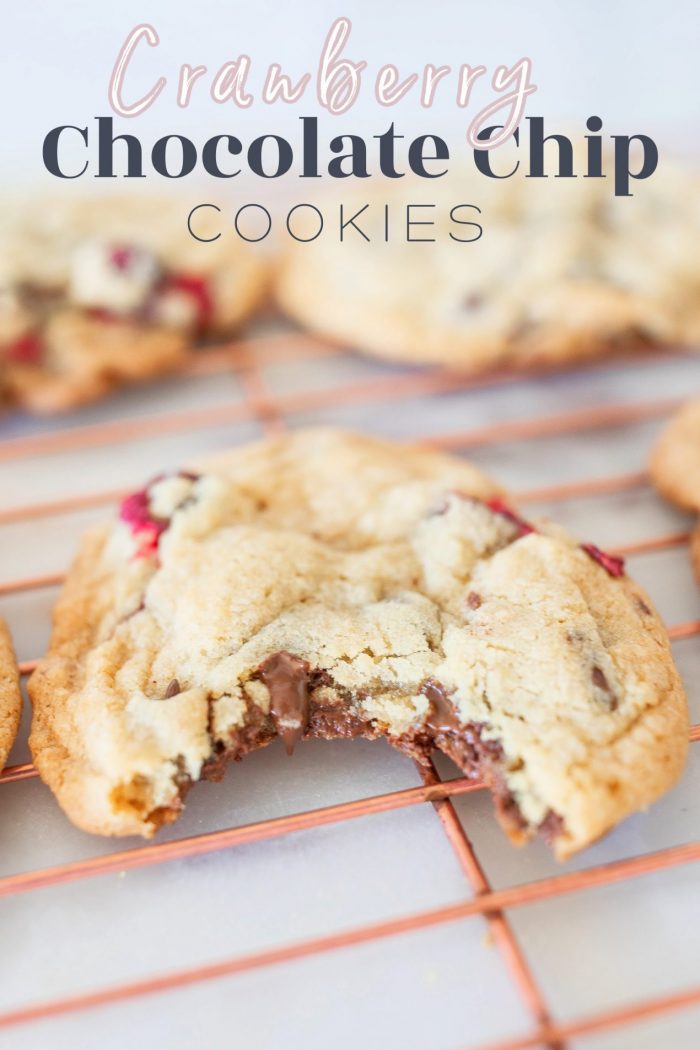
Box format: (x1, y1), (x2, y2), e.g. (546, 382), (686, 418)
(1, 328), (699, 1050)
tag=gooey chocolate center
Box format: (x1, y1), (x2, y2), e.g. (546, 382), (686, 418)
(258, 651), (312, 756)
(194, 651), (562, 847)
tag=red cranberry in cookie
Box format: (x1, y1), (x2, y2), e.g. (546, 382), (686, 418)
(119, 488), (168, 557)
(150, 273), (213, 333)
(3, 331), (43, 365)
(580, 542), (625, 577)
(119, 471), (201, 557)
(484, 497), (536, 537)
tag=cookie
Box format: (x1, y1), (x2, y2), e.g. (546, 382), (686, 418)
(650, 400), (700, 513)
(276, 164), (700, 370)
(29, 429), (687, 857)
(649, 399), (700, 580)
(0, 619), (22, 772)
(0, 196), (267, 413)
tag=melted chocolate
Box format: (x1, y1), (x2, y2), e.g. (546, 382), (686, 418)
(411, 680), (565, 845)
(422, 680), (462, 735)
(307, 702), (377, 740)
(164, 657), (567, 851)
(258, 651), (311, 755)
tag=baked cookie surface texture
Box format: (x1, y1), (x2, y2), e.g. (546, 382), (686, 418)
(0, 619), (22, 772)
(650, 399), (700, 576)
(276, 166), (700, 370)
(29, 429), (688, 857)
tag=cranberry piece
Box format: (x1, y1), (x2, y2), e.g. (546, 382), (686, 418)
(580, 542), (625, 577)
(485, 498), (536, 537)
(161, 273), (213, 332)
(109, 245), (135, 272)
(119, 489), (168, 557)
(86, 307), (119, 324)
(4, 332), (43, 364)
(118, 472), (201, 558)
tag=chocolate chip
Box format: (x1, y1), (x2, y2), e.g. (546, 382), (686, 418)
(421, 680), (462, 735)
(258, 651), (311, 756)
(462, 292), (484, 311)
(165, 678), (181, 698)
(565, 629), (585, 646)
(467, 591), (482, 609)
(592, 666), (618, 711)
(636, 597), (652, 616)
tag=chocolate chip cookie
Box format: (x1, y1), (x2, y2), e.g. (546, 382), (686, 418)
(276, 165), (700, 371)
(0, 195), (267, 413)
(29, 429), (688, 857)
(0, 619), (21, 772)
(650, 398), (700, 578)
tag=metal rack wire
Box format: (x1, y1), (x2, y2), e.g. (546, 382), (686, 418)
(1, 332), (699, 1049)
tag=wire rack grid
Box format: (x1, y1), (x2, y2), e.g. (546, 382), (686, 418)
(1, 328), (699, 1050)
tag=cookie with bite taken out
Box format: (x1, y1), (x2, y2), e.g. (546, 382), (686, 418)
(29, 429), (688, 858)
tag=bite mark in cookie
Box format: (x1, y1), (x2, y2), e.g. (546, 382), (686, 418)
(28, 429), (688, 859)
(119, 471), (201, 558)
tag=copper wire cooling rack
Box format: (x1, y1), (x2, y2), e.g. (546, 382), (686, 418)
(1, 331), (700, 1049)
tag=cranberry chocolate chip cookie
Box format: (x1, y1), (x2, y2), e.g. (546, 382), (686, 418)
(276, 165), (700, 371)
(0, 196), (266, 413)
(29, 430), (687, 857)
(0, 619), (21, 772)
(650, 399), (700, 579)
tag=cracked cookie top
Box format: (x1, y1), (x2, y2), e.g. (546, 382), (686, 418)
(29, 429), (688, 857)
